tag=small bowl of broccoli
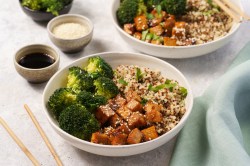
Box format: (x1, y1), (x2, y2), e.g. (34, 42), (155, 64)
(19, 0), (73, 22)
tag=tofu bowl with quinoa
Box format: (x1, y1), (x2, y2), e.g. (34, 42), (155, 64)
(42, 52), (193, 156)
(111, 0), (241, 58)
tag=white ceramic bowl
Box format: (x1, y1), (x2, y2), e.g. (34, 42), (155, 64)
(111, 0), (241, 58)
(43, 52), (193, 156)
(47, 14), (93, 53)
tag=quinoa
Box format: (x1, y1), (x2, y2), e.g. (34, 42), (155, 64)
(113, 65), (187, 134)
(180, 0), (233, 45)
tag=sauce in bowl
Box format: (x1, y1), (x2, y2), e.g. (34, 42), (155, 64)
(18, 53), (55, 69)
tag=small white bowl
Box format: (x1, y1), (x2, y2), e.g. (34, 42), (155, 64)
(47, 14), (93, 53)
(43, 52), (193, 156)
(111, 0), (241, 58)
(14, 44), (60, 83)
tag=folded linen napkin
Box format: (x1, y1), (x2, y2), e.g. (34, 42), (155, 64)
(170, 42), (250, 166)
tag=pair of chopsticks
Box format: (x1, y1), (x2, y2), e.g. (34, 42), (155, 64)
(213, 0), (250, 23)
(0, 104), (63, 166)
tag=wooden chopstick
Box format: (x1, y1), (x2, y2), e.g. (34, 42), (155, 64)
(222, 0), (250, 20)
(24, 104), (63, 166)
(0, 117), (40, 166)
(213, 0), (250, 22)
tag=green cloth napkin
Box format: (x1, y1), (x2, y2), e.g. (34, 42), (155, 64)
(170, 42), (250, 166)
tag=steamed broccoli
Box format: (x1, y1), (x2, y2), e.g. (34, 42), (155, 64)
(58, 104), (100, 140)
(94, 77), (119, 100)
(85, 56), (114, 79)
(48, 88), (77, 119)
(161, 0), (186, 15)
(117, 0), (147, 25)
(21, 0), (72, 16)
(77, 90), (107, 112)
(67, 66), (94, 93)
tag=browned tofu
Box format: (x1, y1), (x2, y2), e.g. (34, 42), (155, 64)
(126, 99), (143, 112)
(123, 23), (135, 35)
(91, 132), (111, 145)
(163, 17), (176, 37)
(163, 37), (177, 46)
(127, 128), (143, 144)
(133, 32), (142, 40)
(109, 113), (123, 128)
(172, 22), (187, 38)
(141, 126), (159, 141)
(149, 25), (164, 36)
(128, 112), (146, 129)
(125, 90), (141, 102)
(134, 15), (148, 31)
(145, 108), (163, 123)
(144, 101), (162, 112)
(110, 133), (128, 145)
(95, 105), (115, 125)
(151, 39), (162, 45)
(114, 94), (127, 107)
(114, 123), (131, 135)
(116, 105), (132, 121)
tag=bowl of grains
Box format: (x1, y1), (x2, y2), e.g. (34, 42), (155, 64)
(47, 14), (93, 53)
(111, 0), (241, 58)
(42, 52), (193, 156)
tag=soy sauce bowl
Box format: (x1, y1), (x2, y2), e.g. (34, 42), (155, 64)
(14, 44), (60, 83)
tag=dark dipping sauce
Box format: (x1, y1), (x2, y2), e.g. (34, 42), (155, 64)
(18, 53), (55, 69)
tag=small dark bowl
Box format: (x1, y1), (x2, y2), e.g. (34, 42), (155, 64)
(19, 0), (73, 22)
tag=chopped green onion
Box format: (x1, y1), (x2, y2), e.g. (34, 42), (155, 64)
(180, 87), (188, 98)
(148, 82), (177, 92)
(141, 98), (148, 105)
(147, 13), (154, 19)
(136, 68), (143, 82)
(118, 78), (128, 86)
(142, 30), (149, 41)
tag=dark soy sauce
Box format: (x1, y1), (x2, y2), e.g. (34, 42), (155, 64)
(18, 53), (55, 69)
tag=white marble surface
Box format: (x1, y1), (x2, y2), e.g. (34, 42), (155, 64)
(0, 0), (250, 165)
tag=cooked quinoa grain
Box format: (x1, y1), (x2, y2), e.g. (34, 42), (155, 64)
(113, 65), (187, 134)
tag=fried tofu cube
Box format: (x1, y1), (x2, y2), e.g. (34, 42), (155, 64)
(163, 37), (177, 46)
(149, 25), (164, 36)
(95, 105), (115, 125)
(133, 32), (142, 40)
(141, 126), (159, 141)
(134, 15), (148, 31)
(144, 101), (163, 122)
(114, 94), (127, 107)
(145, 108), (163, 123)
(116, 106), (132, 121)
(110, 133), (128, 145)
(172, 22), (187, 38)
(151, 39), (162, 45)
(125, 90), (141, 102)
(128, 112), (146, 129)
(163, 17), (176, 37)
(91, 132), (111, 145)
(123, 23), (135, 35)
(115, 123), (131, 135)
(126, 99), (143, 112)
(127, 128), (143, 144)
(109, 113), (123, 128)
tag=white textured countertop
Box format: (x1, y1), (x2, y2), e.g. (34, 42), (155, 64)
(0, 0), (250, 165)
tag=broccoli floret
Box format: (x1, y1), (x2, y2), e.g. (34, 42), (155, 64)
(67, 66), (94, 93)
(48, 88), (77, 119)
(85, 56), (114, 79)
(77, 90), (107, 112)
(117, 0), (147, 25)
(58, 104), (100, 140)
(94, 77), (119, 100)
(21, 0), (72, 16)
(162, 0), (186, 15)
